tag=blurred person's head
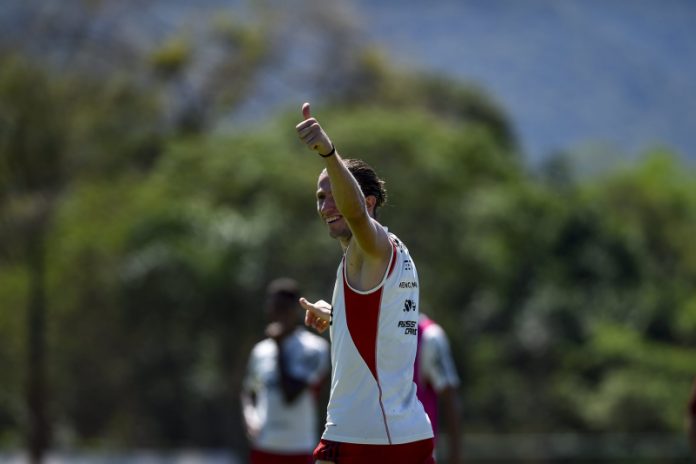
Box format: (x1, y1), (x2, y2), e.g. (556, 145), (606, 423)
(265, 277), (301, 329)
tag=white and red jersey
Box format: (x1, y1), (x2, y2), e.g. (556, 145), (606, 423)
(323, 231), (434, 445)
(243, 327), (330, 453)
(414, 314), (460, 436)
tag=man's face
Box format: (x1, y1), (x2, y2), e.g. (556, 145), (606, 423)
(316, 171), (352, 241)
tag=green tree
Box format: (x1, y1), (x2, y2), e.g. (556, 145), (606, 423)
(0, 54), (163, 460)
(0, 56), (70, 463)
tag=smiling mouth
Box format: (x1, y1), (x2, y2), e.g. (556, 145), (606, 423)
(325, 215), (341, 224)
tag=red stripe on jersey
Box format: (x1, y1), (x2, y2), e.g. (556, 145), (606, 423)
(343, 278), (383, 381)
(342, 242), (397, 443)
(342, 278), (392, 443)
(342, 241), (396, 381)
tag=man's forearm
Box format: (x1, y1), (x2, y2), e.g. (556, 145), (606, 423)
(324, 153), (367, 220)
(442, 387), (462, 463)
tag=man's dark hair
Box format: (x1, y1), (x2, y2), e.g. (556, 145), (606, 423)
(343, 158), (388, 218)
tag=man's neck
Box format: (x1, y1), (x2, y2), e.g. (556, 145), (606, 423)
(339, 237), (351, 252)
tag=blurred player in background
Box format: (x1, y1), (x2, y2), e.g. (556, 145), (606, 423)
(296, 102), (435, 464)
(415, 313), (462, 463)
(241, 277), (330, 464)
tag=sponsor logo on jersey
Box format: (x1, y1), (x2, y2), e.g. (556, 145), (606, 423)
(403, 299), (416, 312)
(403, 259), (413, 271)
(398, 320), (418, 335)
(399, 281), (418, 288)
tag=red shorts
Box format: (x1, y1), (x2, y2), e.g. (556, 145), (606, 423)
(250, 448), (313, 464)
(313, 438), (436, 464)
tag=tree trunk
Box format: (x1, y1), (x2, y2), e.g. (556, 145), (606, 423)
(26, 229), (49, 464)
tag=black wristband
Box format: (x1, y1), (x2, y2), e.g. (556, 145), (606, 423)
(319, 145), (336, 158)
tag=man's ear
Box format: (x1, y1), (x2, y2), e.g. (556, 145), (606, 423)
(365, 195), (377, 217)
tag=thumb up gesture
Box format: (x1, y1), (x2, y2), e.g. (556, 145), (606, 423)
(299, 297), (332, 333)
(296, 102), (335, 157)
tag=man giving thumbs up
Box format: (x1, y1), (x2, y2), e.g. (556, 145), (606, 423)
(296, 103), (436, 464)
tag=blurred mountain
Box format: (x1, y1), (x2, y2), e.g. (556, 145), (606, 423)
(2, 0), (694, 163)
(348, 0), (696, 163)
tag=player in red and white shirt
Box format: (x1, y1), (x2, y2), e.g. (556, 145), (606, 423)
(415, 313), (462, 463)
(296, 103), (435, 464)
(241, 278), (330, 464)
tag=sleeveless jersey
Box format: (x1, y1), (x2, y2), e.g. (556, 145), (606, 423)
(414, 314), (460, 436)
(243, 328), (330, 453)
(322, 232), (434, 445)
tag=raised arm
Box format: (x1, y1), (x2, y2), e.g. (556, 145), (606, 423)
(296, 103), (391, 262)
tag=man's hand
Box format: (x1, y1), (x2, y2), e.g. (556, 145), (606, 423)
(296, 102), (334, 156)
(241, 394), (261, 441)
(299, 297), (331, 333)
(244, 420), (260, 442)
